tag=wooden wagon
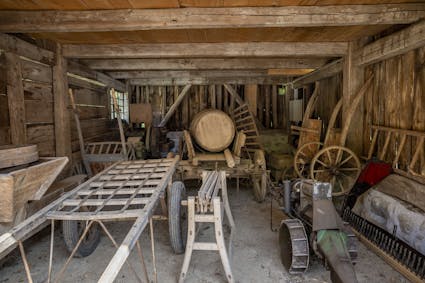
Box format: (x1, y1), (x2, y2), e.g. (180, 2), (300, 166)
(176, 84), (270, 202)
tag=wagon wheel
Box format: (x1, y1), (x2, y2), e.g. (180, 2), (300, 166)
(252, 150), (267, 202)
(294, 142), (323, 178)
(168, 181), (187, 254)
(309, 146), (361, 197)
(62, 220), (100, 258)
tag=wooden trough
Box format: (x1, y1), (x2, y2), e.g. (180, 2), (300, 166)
(0, 157), (68, 228)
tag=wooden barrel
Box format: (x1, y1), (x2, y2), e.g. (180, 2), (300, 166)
(190, 109), (235, 152)
(0, 144), (39, 169)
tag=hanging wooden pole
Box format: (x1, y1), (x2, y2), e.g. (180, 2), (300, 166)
(110, 88), (128, 158)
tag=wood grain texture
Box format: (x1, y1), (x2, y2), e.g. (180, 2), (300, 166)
(63, 42), (348, 58)
(2, 5), (423, 32)
(356, 20), (425, 66)
(53, 44), (72, 160)
(5, 52), (26, 145)
(0, 0), (421, 10)
(82, 58), (327, 71)
(0, 145), (38, 169)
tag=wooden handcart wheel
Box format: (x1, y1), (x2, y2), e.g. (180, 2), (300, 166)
(293, 142), (323, 178)
(309, 146), (361, 197)
(252, 150), (267, 202)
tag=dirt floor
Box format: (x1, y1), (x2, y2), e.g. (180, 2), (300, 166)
(0, 184), (408, 283)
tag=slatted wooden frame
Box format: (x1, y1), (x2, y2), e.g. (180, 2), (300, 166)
(13, 157), (179, 283)
(366, 125), (425, 181)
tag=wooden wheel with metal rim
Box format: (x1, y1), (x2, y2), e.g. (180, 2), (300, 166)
(252, 150), (267, 202)
(309, 146), (361, 197)
(294, 142), (323, 178)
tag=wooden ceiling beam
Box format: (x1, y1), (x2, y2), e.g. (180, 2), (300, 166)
(129, 77), (286, 86)
(292, 59), (342, 88)
(355, 20), (425, 66)
(1, 4), (424, 33)
(63, 42), (348, 58)
(109, 70), (283, 79)
(81, 58), (329, 71)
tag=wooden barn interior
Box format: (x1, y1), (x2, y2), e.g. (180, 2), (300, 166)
(0, 1), (424, 283)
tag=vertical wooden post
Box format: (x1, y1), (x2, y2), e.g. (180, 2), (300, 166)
(343, 40), (366, 155)
(53, 44), (72, 160)
(209, 85), (216, 109)
(265, 85), (270, 128)
(5, 52), (26, 145)
(272, 85), (278, 128)
(244, 84), (257, 116)
(216, 85), (222, 110)
(223, 86), (229, 113)
(258, 85), (264, 125)
(285, 84), (293, 131)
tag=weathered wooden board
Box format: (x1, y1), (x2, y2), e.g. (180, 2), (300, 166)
(20, 59), (52, 84)
(0, 157), (68, 223)
(363, 46), (425, 174)
(26, 124), (55, 156)
(0, 144), (38, 169)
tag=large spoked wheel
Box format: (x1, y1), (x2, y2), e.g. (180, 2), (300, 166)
(294, 142), (323, 178)
(309, 146), (361, 197)
(62, 220), (100, 258)
(252, 150), (267, 202)
(252, 172), (267, 203)
(168, 181), (187, 254)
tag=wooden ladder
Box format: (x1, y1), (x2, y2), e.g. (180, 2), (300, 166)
(231, 103), (262, 154)
(179, 171), (235, 283)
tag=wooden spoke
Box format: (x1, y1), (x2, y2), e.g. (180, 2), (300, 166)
(294, 142), (323, 178)
(315, 159), (330, 169)
(326, 149), (333, 165)
(310, 146), (361, 196)
(339, 154), (354, 166)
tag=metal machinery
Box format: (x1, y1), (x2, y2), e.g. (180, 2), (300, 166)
(279, 180), (358, 283)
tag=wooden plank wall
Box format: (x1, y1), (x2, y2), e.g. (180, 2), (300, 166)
(131, 84), (288, 130)
(315, 73), (343, 130)
(0, 34), (120, 169)
(363, 46), (425, 174)
(0, 53), (9, 145)
(68, 78), (114, 165)
(20, 58), (55, 156)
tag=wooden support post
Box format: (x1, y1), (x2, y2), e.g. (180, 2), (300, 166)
(244, 84), (258, 116)
(284, 84), (293, 131)
(343, 41), (366, 155)
(216, 85), (222, 110)
(209, 85), (216, 109)
(53, 44), (72, 160)
(258, 86), (264, 125)
(5, 52), (26, 145)
(223, 87), (229, 113)
(159, 84), (191, 127)
(173, 85), (180, 127)
(265, 85), (270, 128)
(272, 85), (278, 128)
